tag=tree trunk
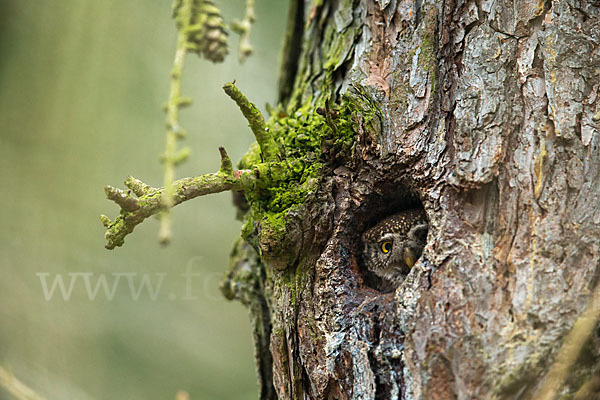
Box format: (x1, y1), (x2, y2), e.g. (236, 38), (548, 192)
(222, 0), (600, 398)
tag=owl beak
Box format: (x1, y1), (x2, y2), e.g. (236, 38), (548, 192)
(403, 247), (416, 268)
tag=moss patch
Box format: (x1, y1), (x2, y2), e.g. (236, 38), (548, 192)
(238, 89), (381, 265)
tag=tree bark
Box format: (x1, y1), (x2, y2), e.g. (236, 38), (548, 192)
(222, 0), (600, 399)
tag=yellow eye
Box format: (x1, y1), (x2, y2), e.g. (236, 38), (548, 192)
(380, 241), (392, 254)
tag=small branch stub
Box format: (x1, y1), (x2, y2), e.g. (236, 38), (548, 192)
(124, 176), (154, 197)
(218, 146), (234, 174)
(105, 186), (140, 212)
(100, 214), (112, 228)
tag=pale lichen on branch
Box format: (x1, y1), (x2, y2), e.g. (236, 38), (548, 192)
(102, 146), (258, 250)
(100, 152), (303, 250)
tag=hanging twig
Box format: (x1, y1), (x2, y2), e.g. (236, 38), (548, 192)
(231, 0), (256, 63)
(160, 0), (195, 244)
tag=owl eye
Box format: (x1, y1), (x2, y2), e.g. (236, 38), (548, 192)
(380, 241), (392, 254)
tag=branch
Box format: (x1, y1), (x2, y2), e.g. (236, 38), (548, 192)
(223, 82), (280, 161)
(0, 366), (47, 400)
(101, 147), (283, 250)
(231, 0), (256, 63)
(534, 281), (600, 399)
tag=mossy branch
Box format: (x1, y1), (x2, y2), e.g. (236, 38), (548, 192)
(101, 147), (299, 250)
(231, 0), (255, 63)
(223, 82), (280, 161)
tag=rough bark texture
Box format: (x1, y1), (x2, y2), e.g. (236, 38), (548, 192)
(222, 0), (600, 398)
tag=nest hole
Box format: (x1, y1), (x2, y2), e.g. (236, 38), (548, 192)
(352, 181), (429, 292)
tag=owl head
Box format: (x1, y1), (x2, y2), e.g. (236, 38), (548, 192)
(361, 209), (428, 288)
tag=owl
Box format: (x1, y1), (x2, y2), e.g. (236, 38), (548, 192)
(361, 209), (428, 290)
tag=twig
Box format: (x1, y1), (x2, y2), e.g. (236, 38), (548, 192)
(0, 366), (47, 400)
(223, 82), (279, 161)
(124, 176), (155, 197)
(104, 186), (140, 212)
(534, 282), (600, 399)
(160, 0), (195, 245)
(231, 0), (256, 63)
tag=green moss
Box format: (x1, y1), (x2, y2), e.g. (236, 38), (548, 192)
(307, 317), (318, 339)
(323, 25), (358, 71)
(260, 212), (289, 242)
(273, 260), (305, 310)
(240, 100), (343, 225)
(238, 140), (261, 170)
(237, 89), (382, 269)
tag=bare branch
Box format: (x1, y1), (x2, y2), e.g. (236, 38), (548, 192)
(223, 82), (280, 161)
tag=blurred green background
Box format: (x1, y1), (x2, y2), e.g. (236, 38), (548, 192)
(0, 1), (287, 399)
